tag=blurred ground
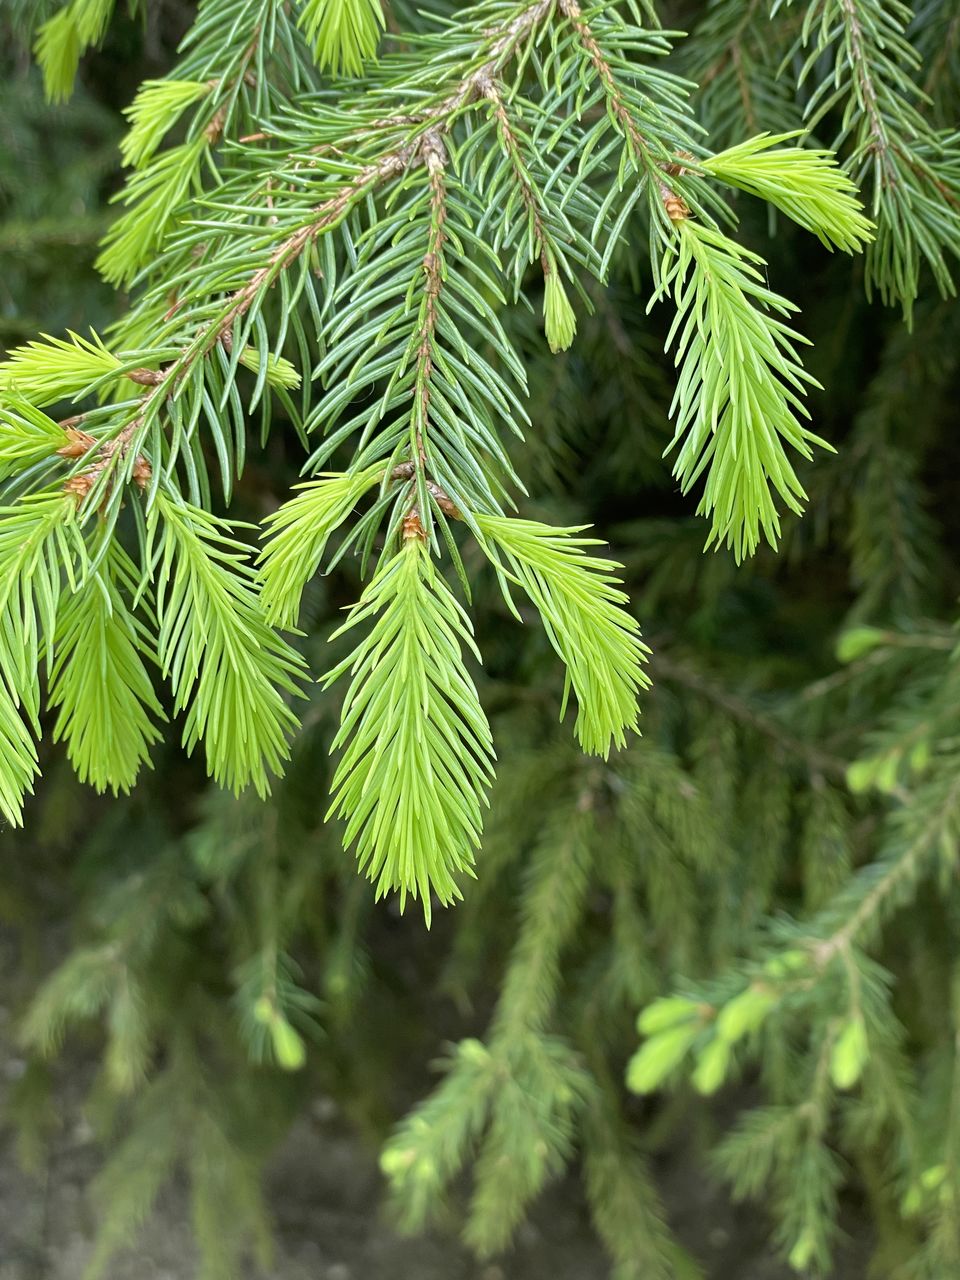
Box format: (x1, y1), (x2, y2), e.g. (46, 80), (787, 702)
(0, 1023), (868, 1280)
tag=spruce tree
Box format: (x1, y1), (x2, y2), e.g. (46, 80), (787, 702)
(1, 1), (960, 1277)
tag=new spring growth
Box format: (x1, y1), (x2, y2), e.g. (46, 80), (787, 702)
(543, 254), (576, 354)
(830, 1016), (869, 1090)
(253, 995), (307, 1071)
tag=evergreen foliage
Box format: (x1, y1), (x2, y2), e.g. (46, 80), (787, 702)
(2, 2), (960, 1278)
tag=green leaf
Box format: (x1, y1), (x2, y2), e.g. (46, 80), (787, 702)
(477, 514), (650, 757)
(297, 0), (386, 77)
(322, 537), (496, 924)
(257, 466), (383, 627)
(49, 546), (166, 795)
(657, 221), (830, 561)
(150, 492), (307, 796)
(626, 1023), (700, 1094)
(829, 1017), (868, 1090)
(702, 133), (874, 252)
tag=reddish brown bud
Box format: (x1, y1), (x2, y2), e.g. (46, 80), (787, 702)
(56, 428), (97, 459)
(131, 456), (153, 490)
(64, 474), (95, 504)
(126, 368), (165, 387)
(402, 509), (427, 542)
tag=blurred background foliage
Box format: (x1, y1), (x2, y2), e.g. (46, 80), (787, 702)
(2, 2), (960, 1278)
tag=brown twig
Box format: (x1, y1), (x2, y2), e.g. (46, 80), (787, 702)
(557, 0), (689, 220)
(414, 130), (448, 466)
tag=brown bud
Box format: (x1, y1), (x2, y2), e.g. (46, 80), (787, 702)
(402, 509), (427, 542)
(64, 474), (95, 504)
(131, 456), (153, 490)
(126, 367), (165, 387)
(56, 428), (97, 459)
(427, 482), (461, 521)
(663, 150), (694, 178)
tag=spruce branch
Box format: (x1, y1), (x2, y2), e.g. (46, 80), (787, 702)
(96, 0), (312, 288)
(176, 0), (559, 365)
(0, 493), (86, 724)
(547, 4), (853, 554)
(120, 80), (216, 169)
(149, 492), (307, 796)
(651, 652), (850, 780)
(0, 0), (882, 924)
(0, 396), (68, 482)
(477, 514), (650, 756)
(0, 686), (39, 828)
(701, 132), (874, 251)
(811, 762), (960, 960)
(297, 0), (386, 77)
(381, 1038), (499, 1231)
(412, 130), (449, 473)
(97, 138), (210, 288)
(780, 0), (960, 317)
(257, 465), (385, 627)
(34, 0), (116, 102)
(49, 544), (166, 795)
(581, 1079), (679, 1280)
(557, 0), (669, 175)
(384, 799), (598, 1253)
(678, 0), (802, 145)
(490, 800), (595, 1040)
(322, 536), (496, 923)
(0, 329), (124, 405)
(0, 492), (86, 824)
(655, 219), (829, 560)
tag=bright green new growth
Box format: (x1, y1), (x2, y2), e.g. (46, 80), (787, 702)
(49, 545), (165, 795)
(8, 2), (960, 1275)
(322, 537), (496, 924)
(34, 0), (116, 102)
(0, 330), (121, 404)
(257, 466), (384, 628)
(543, 264), (578, 354)
(0, 397), (68, 481)
(237, 348), (302, 391)
(297, 0), (385, 77)
(477, 514), (650, 756)
(658, 220), (829, 561)
(150, 493), (307, 798)
(97, 138), (209, 287)
(0, 493), (86, 825)
(120, 80), (213, 169)
(701, 133), (874, 253)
